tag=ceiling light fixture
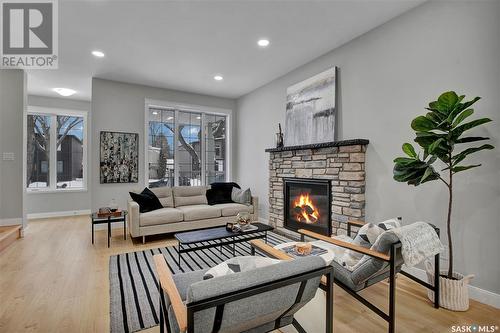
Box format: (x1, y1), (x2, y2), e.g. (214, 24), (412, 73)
(257, 39), (270, 47)
(213, 75), (223, 81)
(91, 50), (105, 58)
(167, 116), (173, 120)
(152, 111), (158, 115)
(53, 88), (76, 97)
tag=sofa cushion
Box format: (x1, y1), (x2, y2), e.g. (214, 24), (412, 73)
(213, 203), (253, 217)
(150, 187), (174, 208)
(129, 188), (163, 213)
(140, 207), (184, 227)
(177, 204), (221, 221)
(173, 186), (209, 207)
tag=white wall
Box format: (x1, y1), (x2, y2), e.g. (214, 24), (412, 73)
(91, 78), (236, 211)
(25, 95), (92, 216)
(235, 1), (500, 294)
(0, 69), (26, 226)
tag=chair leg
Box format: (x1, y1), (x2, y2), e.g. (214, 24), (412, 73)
(434, 252), (440, 309)
(389, 245), (397, 333)
(292, 318), (307, 333)
(326, 270), (334, 333)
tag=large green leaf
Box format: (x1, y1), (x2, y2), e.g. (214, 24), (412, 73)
(437, 91), (459, 112)
(428, 138), (445, 154)
(452, 118), (492, 139)
(452, 144), (494, 165)
(452, 164), (481, 173)
(455, 136), (490, 144)
(402, 143), (417, 158)
(452, 108), (474, 127)
(411, 116), (437, 132)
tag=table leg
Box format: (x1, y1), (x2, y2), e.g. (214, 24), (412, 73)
(91, 220), (94, 244)
(107, 217), (110, 248)
(124, 217), (126, 240)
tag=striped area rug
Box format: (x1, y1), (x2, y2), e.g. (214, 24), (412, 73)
(109, 231), (292, 333)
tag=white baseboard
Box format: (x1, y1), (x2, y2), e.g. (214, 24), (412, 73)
(0, 217), (23, 226)
(402, 266), (500, 309)
(27, 209), (91, 220)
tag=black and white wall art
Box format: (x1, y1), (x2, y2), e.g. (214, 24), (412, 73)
(285, 67), (337, 146)
(100, 131), (139, 183)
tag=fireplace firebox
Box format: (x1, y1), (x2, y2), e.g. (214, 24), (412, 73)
(284, 178), (331, 236)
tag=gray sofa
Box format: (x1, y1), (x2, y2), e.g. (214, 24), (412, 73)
(128, 186), (259, 242)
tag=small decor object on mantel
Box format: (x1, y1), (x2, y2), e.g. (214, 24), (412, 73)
(100, 131), (139, 184)
(285, 66), (337, 146)
(275, 123), (284, 148)
(393, 91), (494, 311)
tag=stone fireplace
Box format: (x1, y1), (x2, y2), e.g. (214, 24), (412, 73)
(266, 139), (369, 236)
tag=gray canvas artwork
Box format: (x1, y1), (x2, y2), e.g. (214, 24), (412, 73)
(100, 131), (139, 183)
(285, 67), (336, 146)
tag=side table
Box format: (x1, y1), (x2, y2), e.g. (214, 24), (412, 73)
(91, 211), (127, 247)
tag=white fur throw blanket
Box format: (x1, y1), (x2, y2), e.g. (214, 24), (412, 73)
(389, 222), (444, 267)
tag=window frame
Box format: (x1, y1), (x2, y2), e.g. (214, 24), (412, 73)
(144, 99), (231, 187)
(26, 106), (88, 194)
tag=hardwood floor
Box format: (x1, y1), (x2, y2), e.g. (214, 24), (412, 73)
(0, 216), (498, 333)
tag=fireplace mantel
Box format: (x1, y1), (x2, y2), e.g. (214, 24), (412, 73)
(265, 139), (369, 153)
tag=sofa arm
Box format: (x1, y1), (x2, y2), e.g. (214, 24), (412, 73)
(251, 196), (259, 221)
(128, 200), (140, 237)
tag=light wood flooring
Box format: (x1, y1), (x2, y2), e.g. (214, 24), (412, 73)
(0, 216), (498, 333)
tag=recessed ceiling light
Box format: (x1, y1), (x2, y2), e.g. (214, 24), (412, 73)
(257, 39), (270, 47)
(196, 116), (201, 120)
(53, 88), (76, 97)
(91, 50), (105, 58)
(152, 111), (158, 115)
(213, 75), (223, 81)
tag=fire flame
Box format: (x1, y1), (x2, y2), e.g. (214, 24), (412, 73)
(293, 193), (320, 224)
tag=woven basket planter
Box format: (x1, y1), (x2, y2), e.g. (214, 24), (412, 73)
(425, 262), (474, 311)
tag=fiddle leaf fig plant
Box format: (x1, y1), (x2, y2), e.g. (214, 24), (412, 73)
(393, 91), (494, 279)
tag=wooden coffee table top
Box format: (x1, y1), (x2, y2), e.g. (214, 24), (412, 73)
(175, 222), (273, 245)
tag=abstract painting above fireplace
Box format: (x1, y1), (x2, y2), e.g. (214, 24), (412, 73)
(284, 178), (331, 236)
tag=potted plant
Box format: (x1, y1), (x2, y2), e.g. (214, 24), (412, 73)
(393, 91), (494, 311)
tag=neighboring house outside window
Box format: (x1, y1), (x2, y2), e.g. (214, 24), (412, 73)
(26, 108), (87, 192)
(146, 101), (230, 188)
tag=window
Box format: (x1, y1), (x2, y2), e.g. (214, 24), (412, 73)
(205, 114), (227, 184)
(26, 108), (87, 192)
(146, 102), (229, 187)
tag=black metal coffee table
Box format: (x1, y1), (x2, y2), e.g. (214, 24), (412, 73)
(174, 222), (273, 268)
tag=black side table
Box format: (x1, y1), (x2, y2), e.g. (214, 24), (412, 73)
(91, 211), (127, 247)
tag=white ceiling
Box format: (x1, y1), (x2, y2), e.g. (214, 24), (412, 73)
(27, 0), (424, 101)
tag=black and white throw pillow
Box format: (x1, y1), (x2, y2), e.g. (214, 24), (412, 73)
(203, 256), (280, 280)
(342, 223), (384, 267)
